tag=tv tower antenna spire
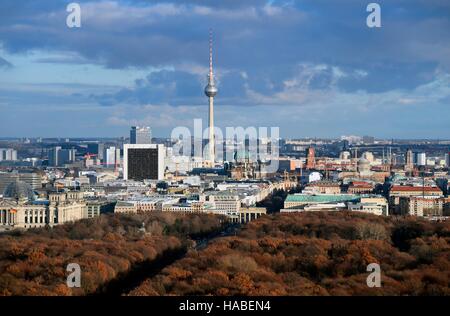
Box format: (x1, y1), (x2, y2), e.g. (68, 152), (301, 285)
(209, 29), (213, 83)
(204, 29), (218, 165)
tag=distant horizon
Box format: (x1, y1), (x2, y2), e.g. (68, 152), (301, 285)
(1, 135), (450, 142)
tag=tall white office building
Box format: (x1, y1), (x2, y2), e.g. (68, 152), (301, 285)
(416, 152), (426, 166)
(104, 147), (121, 168)
(130, 126), (152, 144)
(0, 149), (18, 161)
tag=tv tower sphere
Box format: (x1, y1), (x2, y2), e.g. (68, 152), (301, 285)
(205, 82), (218, 97)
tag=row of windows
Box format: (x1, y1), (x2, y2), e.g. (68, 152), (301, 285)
(24, 210), (45, 215)
(24, 217), (59, 224)
(25, 216), (46, 224)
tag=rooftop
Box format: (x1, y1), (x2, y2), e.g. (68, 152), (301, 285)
(390, 186), (442, 192)
(285, 194), (360, 203)
(308, 181), (341, 187)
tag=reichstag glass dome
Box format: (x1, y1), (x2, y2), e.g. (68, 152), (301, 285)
(2, 181), (35, 201)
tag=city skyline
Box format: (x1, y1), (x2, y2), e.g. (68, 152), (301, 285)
(1, 0), (450, 303)
(0, 0), (449, 138)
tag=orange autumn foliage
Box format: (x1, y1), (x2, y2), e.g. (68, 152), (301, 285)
(129, 212), (450, 296)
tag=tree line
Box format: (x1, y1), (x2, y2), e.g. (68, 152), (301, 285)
(129, 212), (450, 296)
(0, 212), (225, 296)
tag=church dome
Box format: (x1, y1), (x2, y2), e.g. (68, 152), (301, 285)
(2, 181), (35, 201)
(358, 158), (370, 165)
(357, 158), (371, 173)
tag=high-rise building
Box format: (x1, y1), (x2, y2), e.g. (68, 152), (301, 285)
(446, 152), (450, 167)
(405, 149), (414, 171)
(0, 149), (18, 161)
(416, 152), (426, 166)
(115, 148), (121, 168)
(342, 140), (350, 151)
(130, 126), (152, 144)
(87, 143), (105, 160)
(104, 147), (116, 167)
(48, 147), (61, 166)
(204, 30), (218, 165)
(103, 146), (121, 168)
(58, 149), (76, 166)
(0, 171), (42, 193)
(305, 146), (315, 169)
(12, 150), (18, 161)
(16, 171), (42, 190)
(123, 144), (165, 181)
(48, 147), (76, 167)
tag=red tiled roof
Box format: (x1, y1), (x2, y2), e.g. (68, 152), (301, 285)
(390, 186), (442, 192)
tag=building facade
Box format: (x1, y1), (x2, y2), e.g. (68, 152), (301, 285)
(399, 197), (449, 217)
(0, 149), (18, 161)
(0, 190), (86, 230)
(123, 144), (165, 181)
(85, 200), (115, 218)
(389, 185), (443, 214)
(348, 196), (388, 216)
(130, 126), (152, 144)
(304, 181), (341, 194)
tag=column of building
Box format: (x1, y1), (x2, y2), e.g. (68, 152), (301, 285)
(0, 209), (14, 226)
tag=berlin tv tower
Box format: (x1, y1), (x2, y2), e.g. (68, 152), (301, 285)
(204, 29), (218, 165)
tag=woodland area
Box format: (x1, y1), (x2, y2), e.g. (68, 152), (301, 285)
(1, 211), (449, 296)
(0, 212), (225, 295)
(129, 212), (450, 296)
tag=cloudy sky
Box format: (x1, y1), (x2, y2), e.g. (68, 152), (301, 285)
(0, 0), (449, 138)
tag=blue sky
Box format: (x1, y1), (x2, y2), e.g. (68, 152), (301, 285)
(0, 0), (449, 138)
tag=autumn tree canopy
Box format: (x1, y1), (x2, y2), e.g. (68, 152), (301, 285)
(0, 212), (224, 296)
(129, 212), (450, 296)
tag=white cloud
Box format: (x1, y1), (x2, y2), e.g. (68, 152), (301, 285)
(240, 63), (450, 116)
